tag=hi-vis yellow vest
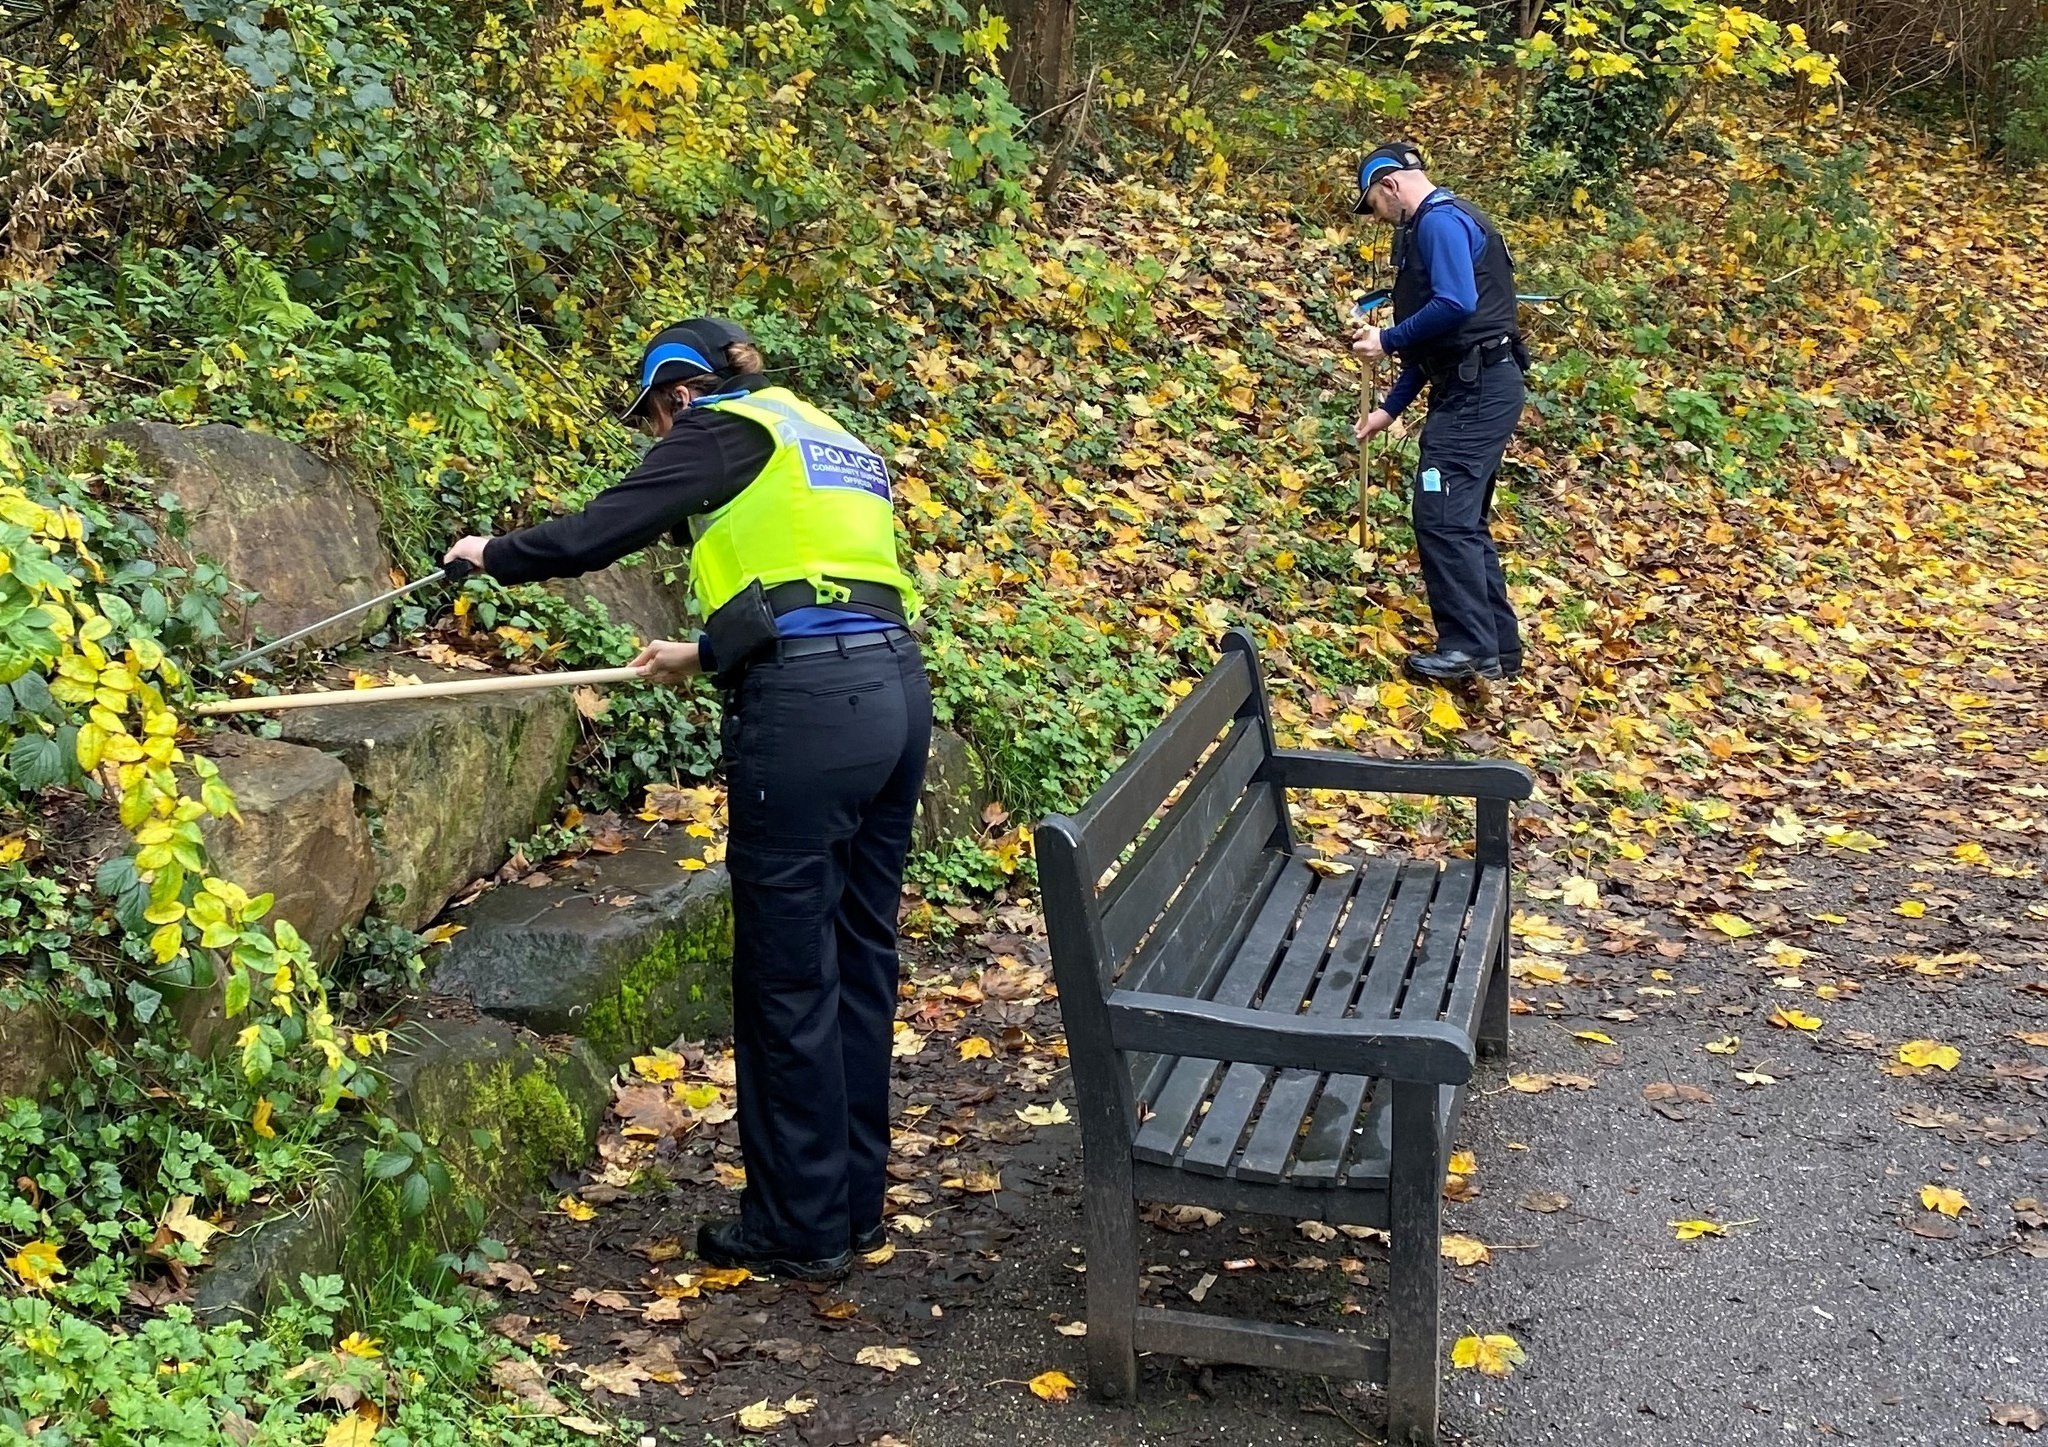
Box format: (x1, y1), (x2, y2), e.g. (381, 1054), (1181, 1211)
(688, 387), (921, 622)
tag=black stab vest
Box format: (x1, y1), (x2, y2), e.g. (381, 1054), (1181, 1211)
(1391, 192), (1520, 383)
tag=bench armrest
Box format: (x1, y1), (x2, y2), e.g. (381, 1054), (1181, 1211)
(1107, 991), (1475, 1085)
(1264, 748), (1535, 801)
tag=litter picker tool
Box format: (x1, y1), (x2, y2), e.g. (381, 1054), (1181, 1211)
(215, 559), (475, 674)
(1351, 285), (1393, 548)
(192, 665), (648, 717)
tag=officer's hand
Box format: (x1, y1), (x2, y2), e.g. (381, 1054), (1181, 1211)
(1356, 408), (1394, 442)
(631, 639), (702, 684)
(444, 535), (492, 571)
(1352, 327), (1386, 360)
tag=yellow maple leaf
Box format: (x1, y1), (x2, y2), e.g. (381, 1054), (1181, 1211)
(1895, 1039), (1959, 1071)
(1952, 842), (1989, 866)
(1894, 900), (1926, 918)
(736, 1399), (789, 1431)
(1450, 1332), (1526, 1377)
(1447, 1150), (1477, 1175)
(1028, 1369), (1077, 1401)
(1822, 827), (1886, 853)
(557, 1195), (596, 1222)
(1427, 693), (1465, 731)
(1669, 1219), (1726, 1240)
(1016, 1102), (1071, 1127)
(1706, 912), (1757, 938)
(697, 1265), (751, 1289)
(958, 1036), (995, 1060)
(1919, 1184), (1968, 1217)
(1769, 1008), (1821, 1032)
(1704, 1035), (1739, 1055)
(8, 1239), (64, 1290)
(1560, 876), (1599, 909)
(855, 1345), (921, 1372)
(1572, 1030), (1615, 1045)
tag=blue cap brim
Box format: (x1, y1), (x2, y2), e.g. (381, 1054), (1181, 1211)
(621, 340), (717, 420)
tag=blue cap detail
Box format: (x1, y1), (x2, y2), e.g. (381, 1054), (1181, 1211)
(639, 341), (714, 386)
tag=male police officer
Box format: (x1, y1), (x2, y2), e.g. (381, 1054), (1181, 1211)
(445, 319), (930, 1282)
(1350, 141), (1527, 683)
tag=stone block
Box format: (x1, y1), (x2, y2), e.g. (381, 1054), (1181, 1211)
(201, 734), (376, 962)
(59, 422), (395, 652)
(0, 999), (78, 1102)
(547, 546), (693, 644)
(279, 660), (577, 929)
(917, 726), (993, 851)
(429, 830), (733, 1066)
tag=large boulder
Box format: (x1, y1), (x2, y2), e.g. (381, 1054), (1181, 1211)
(58, 422), (395, 651)
(429, 830), (733, 1066)
(278, 661), (578, 929)
(200, 735), (376, 962)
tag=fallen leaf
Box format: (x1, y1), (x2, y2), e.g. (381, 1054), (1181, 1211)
(1643, 1082), (1713, 1104)
(1055, 1320), (1088, 1337)
(1519, 1190), (1570, 1214)
(697, 1266), (752, 1290)
(1305, 857), (1355, 878)
(7, 1240), (64, 1290)
(161, 1196), (220, 1251)
(855, 1346), (921, 1372)
(557, 1195), (596, 1222)
(1707, 912), (1758, 938)
(1297, 1220), (1339, 1243)
(1990, 1402), (2046, 1430)
(1769, 1008), (1822, 1032)
(1450, 1333), (1526, 1377)
(1572, 1029), (1615, 1045)
(491, 1358), (567, 1416)
(1920, 1184), (1969, 1218)
(2013, 1032), (2048, 1049)
(1448, 1150), (1477, 1174)
(1029, 1369), (1077, 1402)
(1016, 1102), (1071, 1127)
(861, 1242), (897, 1265)
(1704, 1035), (1739, 1055)
(1669, 1219), (1726, 1240)
(1734, 1070), (1777, 1085)
(579, 1359), (650, 1395)
(1440, 1234), (1492, 1266)
(322, 1408), (381, 1447)
(1894, 899), (1927, 918)
(1561, 876), (1600, 909)
(1896, 1039), (1960, 1071)
(958, 1036), (995, 1060)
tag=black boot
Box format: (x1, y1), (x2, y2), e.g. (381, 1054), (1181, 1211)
(697, 1219), (850, 1283)
(1404, 649), (1502, 683)
(852, 1223), (886, 1253)
(1497, 651), (1524, 679)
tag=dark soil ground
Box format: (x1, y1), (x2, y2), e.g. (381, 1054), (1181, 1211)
(495, 749), (2048, 1447)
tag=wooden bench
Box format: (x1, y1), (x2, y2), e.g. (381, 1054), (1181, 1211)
(1038, 629), (1534, 1445)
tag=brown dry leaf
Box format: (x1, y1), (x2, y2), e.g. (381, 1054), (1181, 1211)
(579, 1358), (650, 1396)
(1143, 1203), (1222, 1232)
(1643, 1082), (1712, 1104)
(1055, 1320), (1089, 1337)
(489, 1358), (567, 1417)
(569, 1287), (633, 1312)
(943, 1169), (1002, 1194)
(855, 1345), (921, 1372)
(1519, 1190), (1570, 1214)
(1297, 1220), (1339, 1243)
(697, 1266), (752, 1290)
(1990, 1403), (2046, 1431)
(817, 1299), (860, 1320)
(476, 1260), (538, 1293)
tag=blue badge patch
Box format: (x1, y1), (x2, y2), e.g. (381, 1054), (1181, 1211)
(1420, 467), (1443, 493)
(798, 436), (891, 500)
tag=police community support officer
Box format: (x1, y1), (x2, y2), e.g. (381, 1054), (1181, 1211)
(444, 319), (930, 1282)
(1349, 140), (1528, 684)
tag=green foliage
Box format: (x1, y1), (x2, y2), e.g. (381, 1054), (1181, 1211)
(2002, 44), (2048, 163)
(1724, 145), (1884, 283)
(0, 1275), (590, 1444)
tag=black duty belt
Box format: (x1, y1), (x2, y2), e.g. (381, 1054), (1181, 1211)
(770, 629), (911, 662)
(762, 577), (908, 627)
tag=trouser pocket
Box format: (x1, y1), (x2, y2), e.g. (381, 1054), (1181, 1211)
(729, 845), (833, 990)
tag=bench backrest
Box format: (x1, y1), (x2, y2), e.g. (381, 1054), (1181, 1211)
(1038, 630), (1296, 1084)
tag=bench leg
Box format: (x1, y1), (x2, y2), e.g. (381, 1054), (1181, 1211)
(1386, 1079), (1442, 1446)
(1478, 930), (1510, 1058)
(1085, 1185), (1140, 1401)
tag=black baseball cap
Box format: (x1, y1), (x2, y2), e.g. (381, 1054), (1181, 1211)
(1352, 141), (1425, 215)
(621, 318), (757, 420)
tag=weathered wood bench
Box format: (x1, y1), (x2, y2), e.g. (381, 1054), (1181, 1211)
(1038, 629), (1534, 1445)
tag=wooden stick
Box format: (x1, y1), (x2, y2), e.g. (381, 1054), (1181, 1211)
(192, 666), (648, 717)
(1357, 354), (1380, 548)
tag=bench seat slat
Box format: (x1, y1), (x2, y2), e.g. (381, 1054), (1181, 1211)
(1180, 859), (1401, 1177)
(1100, 722), (1265, 967)
(1071, 652), (1253, 875)
(1131, 858), (1318, 1165)
(1234, 860), (1438, 1185)
(1294, 862), (1475, 1186)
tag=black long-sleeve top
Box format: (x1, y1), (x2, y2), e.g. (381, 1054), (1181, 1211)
(481, 376), (775, 585)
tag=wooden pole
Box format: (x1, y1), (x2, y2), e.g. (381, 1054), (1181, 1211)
(1357, 354), (1380, 548)
(192, 666), (648, 717)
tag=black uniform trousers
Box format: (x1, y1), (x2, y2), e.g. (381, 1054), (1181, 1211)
(719, 630), (932, 1258)
(1411, 355), (1526, 662)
